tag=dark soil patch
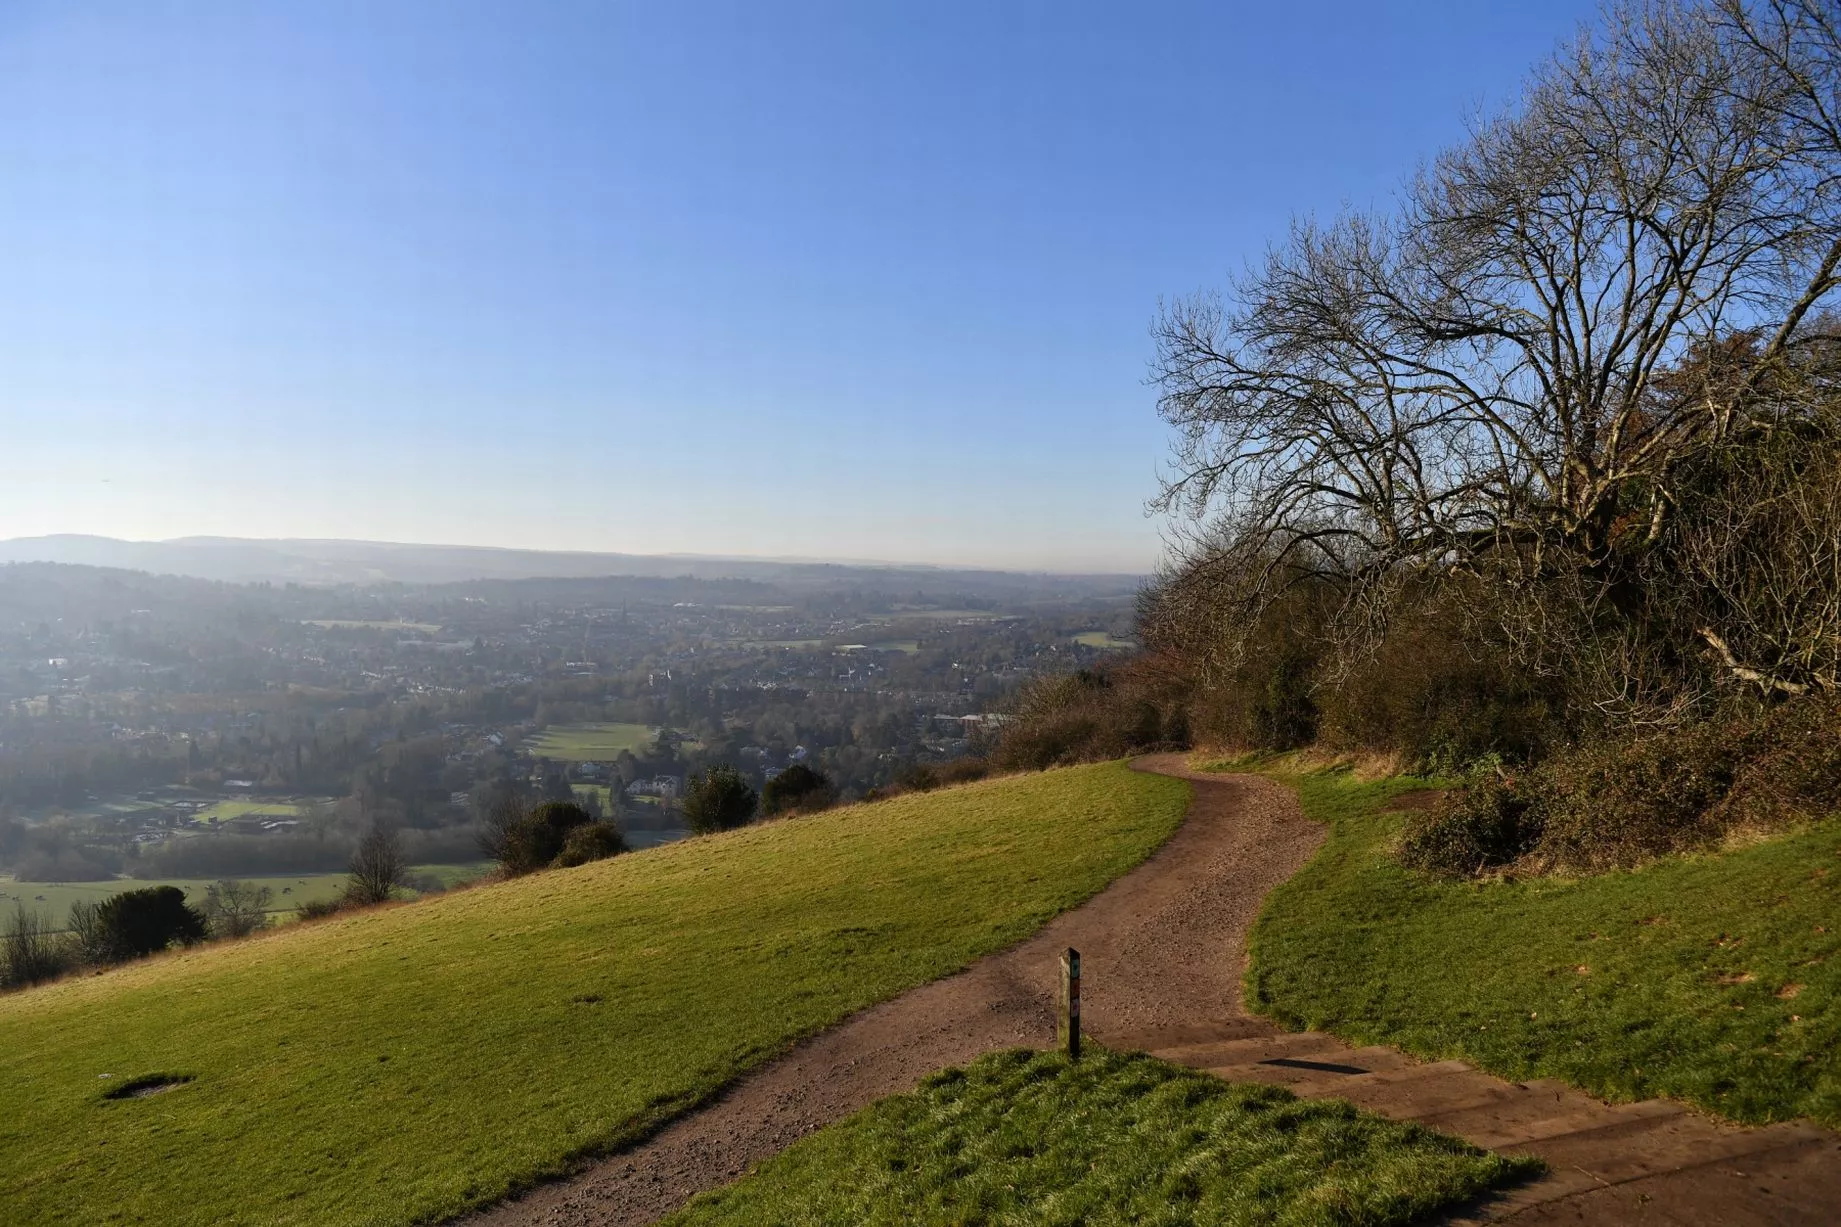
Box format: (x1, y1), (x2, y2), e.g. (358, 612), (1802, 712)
(102, 1073), (194, 1101)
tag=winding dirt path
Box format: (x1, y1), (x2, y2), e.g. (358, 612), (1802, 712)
(466, 757), (1841, 1226)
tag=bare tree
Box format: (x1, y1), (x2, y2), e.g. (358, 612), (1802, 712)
(203, 879), (273, 939)
(2, 904), (69, 988)
(346, 825), (406, 907)
(1153, 0), (1841, 712)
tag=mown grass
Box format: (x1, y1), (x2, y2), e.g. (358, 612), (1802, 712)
(0, 763), (1188, 1227)
(666, 1047), (1538, 1227)
(1238, 765), (1841, 1128)
(526, 721), (656, 759)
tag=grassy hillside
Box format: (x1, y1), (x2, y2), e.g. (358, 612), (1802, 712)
(1239, 765), (1841, 1129)
(666, 1047), (1536, 1226)
(0, 763), (1188, 1227)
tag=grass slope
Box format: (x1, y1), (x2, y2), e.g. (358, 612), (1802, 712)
(667, 1047), (1536, 1227)
(0, 763), (1188, 1227)
(1242, 767), (1841, 1128)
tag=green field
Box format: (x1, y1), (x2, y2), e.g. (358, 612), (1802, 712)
(1074, 631), (1136, 650)
(193, 799), (319, 823)
(669, 1047), (1534, 1226)
(869, 609), (1004, 621)
(304, 620), (443, 633)
(0, 865), (492, 931)
(1235, 762), (1841, 1129)
(526, 722), (657, 759)
(0, 763), (1189, 1226)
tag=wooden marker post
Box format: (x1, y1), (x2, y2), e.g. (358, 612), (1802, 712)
(1058, 947), (1081, 1060)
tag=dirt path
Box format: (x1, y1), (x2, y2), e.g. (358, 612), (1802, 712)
(466, 757), (1841, 1226)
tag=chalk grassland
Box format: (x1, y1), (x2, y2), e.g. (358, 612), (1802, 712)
(526, 722), (657, 759)
(0, 864), (491, 931)
(1239, 765), (1841, 1129)
(0, 763), (1189, 1227)
(668, 1048), (1536, 1227)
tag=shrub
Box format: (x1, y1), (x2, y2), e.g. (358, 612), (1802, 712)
(501, 801), (595, 874)
(1399, 774), (1539, 876)
(991, 665), (1182, 771)
(933, 757), (992, 787)
(92, 887), (206, 961)
(684, 765), (758, 834)
(345, 825), (407, 906)
(1403, 696), (1841, 877)
(552, 821), (627, 868)
(2, 904), (73, 989)
(67, 899), (110, 964)
(296, 897), (343, 922)
(202, 879), (273, 939)
(893, 763), (940, 794)
(761, 764), (837, 816)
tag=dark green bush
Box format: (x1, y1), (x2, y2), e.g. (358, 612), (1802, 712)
(684, 765), (758, 834)
(92, 886), (206, 961)
(1399, 775), (1540, 876)
(762, 764), (837, 815)
(552, 821), (626, 868)
(501, 801), (596, 875)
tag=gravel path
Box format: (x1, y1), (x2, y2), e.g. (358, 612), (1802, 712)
(464, 757), (1841, 1226)
(463, 755), (1312, 1227)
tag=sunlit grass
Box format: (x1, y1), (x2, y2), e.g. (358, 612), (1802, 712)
(667, 1047), (1537, 1227)
(0, 763), (1188, 1227)
(1241, 767), (1841, 1127)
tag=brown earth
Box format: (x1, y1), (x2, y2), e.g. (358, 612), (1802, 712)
(465, 755), (1841, 1226)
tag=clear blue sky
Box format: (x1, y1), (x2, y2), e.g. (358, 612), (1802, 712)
(0, 1), (1597, 572)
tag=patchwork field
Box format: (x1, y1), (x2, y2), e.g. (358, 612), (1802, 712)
(1073, 631), (1136, 650)
(1236, 762), (1841, 1129)
(0, 763), (1189, 1227)
(526, 722), (657, 759)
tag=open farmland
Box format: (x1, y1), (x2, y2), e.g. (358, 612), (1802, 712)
(525, 722), (657, 759)
(0, 865), (491, 931)
(0, 763), (1188, 1227)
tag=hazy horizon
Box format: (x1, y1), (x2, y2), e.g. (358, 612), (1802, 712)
(2, 1), (1595, 571)
(0, 530), (1151, 576)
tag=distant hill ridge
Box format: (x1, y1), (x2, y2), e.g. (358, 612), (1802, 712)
(0, 535), (1141, 591)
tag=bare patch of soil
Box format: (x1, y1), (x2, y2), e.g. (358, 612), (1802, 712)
(101, 1074), (194, 1101)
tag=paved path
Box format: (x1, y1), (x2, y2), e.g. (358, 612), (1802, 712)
(467, 756), (1841, 1225)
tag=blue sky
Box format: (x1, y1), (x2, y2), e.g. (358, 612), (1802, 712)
(0, 1), (1597, 572)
